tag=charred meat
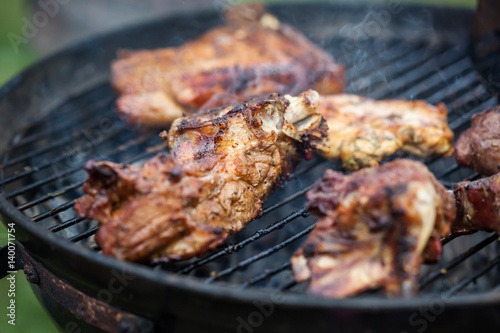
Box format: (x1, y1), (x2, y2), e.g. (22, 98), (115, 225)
(455, 106), (500, 176)
(112, 4), (344, 127)
(317, 95), (454, 170)
(74, 90), (327, 263)
(291, 160), (455, 298)
(453, 172), (500, 235)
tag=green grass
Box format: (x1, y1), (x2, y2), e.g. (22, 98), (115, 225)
(0, 1), (37, 86)
(0, 1), (476, 332)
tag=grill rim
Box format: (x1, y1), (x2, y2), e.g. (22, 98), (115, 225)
(3, 194), (499, 310)
(0, 2), (499, 329)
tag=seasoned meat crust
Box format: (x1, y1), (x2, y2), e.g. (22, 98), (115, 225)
(453, 173), (500, 235)
(291, 160), (455, 298)
(317, 95), (454, 170)
(74, 90), (327, 263)
(111, 4), (344, 127)
(455, 106), (500, 176)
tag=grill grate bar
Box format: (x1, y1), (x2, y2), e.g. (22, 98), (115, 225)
(371, 50), (465, 100)
(177, 209), (309, 274)
(5, 166), (84, 200)
(0, 124), (128, 186)
(20, 141), (167, 222)
(48, 216), (86, 233)
(426, 70), (478, 105)
(433, 78), (484, 109)
(355, 47), (450, 96)
(28, 81), (113, 120)
(473, 49), (500, 74)
(420, 233), (499, 288)
(4, 135), (153, 200)
(469, 173), (481, 181)
(206, 222), (315, 283)
(327, 37), (398, 67)
(17, 181), (84, 211)
(122, 143), (169, 165)
(5, 97), (115, 152)
(1, 137), (84, 169)
(437, 164), (479, 184)
(69, 226), (98, 243)
(441, 233), (458, 246)
(345, 42), (426, 84)
(399, 57), (472, 100)
(449, 97), (498, 130)
(280, 281), (297, 291)
(0, 154), (81, 186)
(438, 180), (455, 189)
(289, 158), (326, 179)
(0, 109), (120, 169)
(348, 45), (439, 95)
(444, 254), (500, 297)
(18, 83), (112, 131)
(262, 186), (311, 216)
(30, 200), (76, 222)
(447, 79), (494, 107)
(240, 262), (291, 288)
(435, 163), (461, 180)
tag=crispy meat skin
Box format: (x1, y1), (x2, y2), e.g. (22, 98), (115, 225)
(453, 173), (500, 235)
(455, 106), (500, 176)
(291, 160), (455, 298)
(74, 91), (326, 263)
(111, 4), (344, 127)
(317, 95), (454, 170)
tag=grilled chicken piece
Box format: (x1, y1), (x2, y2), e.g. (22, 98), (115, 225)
(453, 173), (500, 235)
(291, 160), (455, 298)
(111, 4), (344, 128)
(74, 90), (327, 263)
(317, 95), (454, 170)
(455, 106), (500, 176)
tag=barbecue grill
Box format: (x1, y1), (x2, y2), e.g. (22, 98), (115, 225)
(1, 2), (500, 332)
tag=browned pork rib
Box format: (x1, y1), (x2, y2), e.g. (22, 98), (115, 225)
(74, 90), (327, 263)
(291, 160), (455, 298)
(111, 4), (344, 128)
(316, 95), (454, 170)
(453, 173), (500, 235)
(455, 106), (500, 176)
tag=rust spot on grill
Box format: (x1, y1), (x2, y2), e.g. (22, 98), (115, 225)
(24, 261), (40, 285)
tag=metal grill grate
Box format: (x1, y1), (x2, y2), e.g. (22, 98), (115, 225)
(1, 36), (499, 299)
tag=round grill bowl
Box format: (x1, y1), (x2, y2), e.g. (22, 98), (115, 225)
(1, 3), (499, 332)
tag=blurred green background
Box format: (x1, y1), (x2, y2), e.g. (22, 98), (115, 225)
(0, 0), (476, 332)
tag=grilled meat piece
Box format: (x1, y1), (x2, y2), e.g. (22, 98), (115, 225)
(74, 90), (327, 263)
(455, 106), (500, 176)
(317, 95), (454, 170)
(111, 4), (344, 128)
(453, 173), (500, 235)
(291, 160), (455, 298)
